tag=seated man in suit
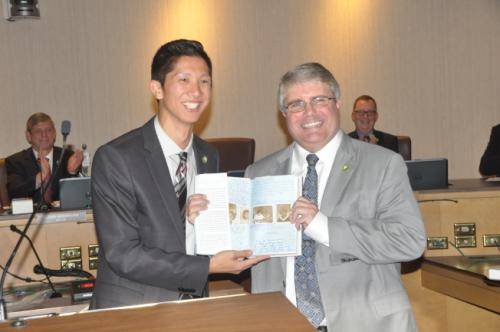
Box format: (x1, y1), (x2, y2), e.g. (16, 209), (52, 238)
(245, 63), (425, 331)
(348, 95), (399, 153)
(479, 123), (500, 176)
(6, 112), (83, 203)
(90, 39), (267, 309)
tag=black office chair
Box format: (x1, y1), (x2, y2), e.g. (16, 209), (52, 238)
(206, 137), (256, 172)
(0, 158), (10, 207)
(397, 136), (412, 160)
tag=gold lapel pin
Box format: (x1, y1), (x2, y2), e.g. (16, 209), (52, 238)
(202, 155), (208, 164)
(342, 164), (349, 171)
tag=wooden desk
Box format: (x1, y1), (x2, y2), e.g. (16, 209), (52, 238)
(0, 209), (96, 287)
(0, 292), (315, 332)
(5, 280), (245, 321)
(401, 179), (500, 332)
(421, 256), (500, 313)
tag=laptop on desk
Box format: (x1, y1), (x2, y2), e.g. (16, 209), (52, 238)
(405, 158), (448, 191)
(59, 177), (92, 210)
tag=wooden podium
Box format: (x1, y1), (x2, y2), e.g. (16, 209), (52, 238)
(0, 292), (315, 331)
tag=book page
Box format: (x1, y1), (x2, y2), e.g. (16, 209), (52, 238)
(194, 173), (232, 255)
(227, 177), (252, 250)
(250, 175), (301, 256)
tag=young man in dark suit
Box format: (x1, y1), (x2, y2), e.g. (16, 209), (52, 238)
(6, 112), (83, 203)
(90, 40), (266, 309)
(348, 95), (399, 153)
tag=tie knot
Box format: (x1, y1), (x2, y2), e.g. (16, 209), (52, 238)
(178, 152), (187, 163)
(306, 154), (319, 167)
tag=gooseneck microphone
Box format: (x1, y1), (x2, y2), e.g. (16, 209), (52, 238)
(38, 120), (72, 210)
(0, 120), (71, 321)
(9, 225), (61, 298)
(61, 120), (71, 143)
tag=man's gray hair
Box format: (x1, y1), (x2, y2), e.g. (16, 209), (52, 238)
(278, 62), (341, 112)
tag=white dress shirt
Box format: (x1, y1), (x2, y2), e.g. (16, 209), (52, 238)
(154, 117), (197, 255)
(285, 131), (342, 311)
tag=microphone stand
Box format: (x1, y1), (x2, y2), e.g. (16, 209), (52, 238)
(0, 134), (69, 321)
(9, 225), (61, 298)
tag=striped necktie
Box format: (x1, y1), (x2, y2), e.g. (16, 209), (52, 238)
(174, 152), (188, 223)
(295, 153), (325, 327)
(38, 157), (53, 204)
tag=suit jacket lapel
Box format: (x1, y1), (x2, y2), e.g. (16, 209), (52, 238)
(321, 133), (358, 216)
(26, 148), (40, 174)
(142, 118), (185, 242)
(193, 136), (216, 174)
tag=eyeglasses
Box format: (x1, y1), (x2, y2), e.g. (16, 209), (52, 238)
(30, 128), (55, 136)
(283, 96), (336, 114)
(353, 110), (377, 117)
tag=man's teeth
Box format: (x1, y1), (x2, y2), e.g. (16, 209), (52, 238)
(302, 121), (322, 128)
(183, 102), (200, 110)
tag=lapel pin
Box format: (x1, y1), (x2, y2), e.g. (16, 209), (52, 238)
(201, 155), (208, 164)
(342, 164), (349, 172)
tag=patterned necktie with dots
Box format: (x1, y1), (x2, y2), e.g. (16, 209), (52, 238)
(295, 153), (325, 327)
(174, 152), (188, 223)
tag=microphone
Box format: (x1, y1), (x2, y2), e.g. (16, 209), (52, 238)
(39, 120), (72, 210)
(61, 120), (71, 144)
(33, 265), (93, 279)
(9, 225), (61, 298)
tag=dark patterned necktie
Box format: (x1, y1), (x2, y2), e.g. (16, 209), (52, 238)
(174, 152), (188, 223)
(295, 153), (325, 327)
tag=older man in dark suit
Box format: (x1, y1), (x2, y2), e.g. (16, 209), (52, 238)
(90, 40), (266, 309)
(6, 112), (82, 203)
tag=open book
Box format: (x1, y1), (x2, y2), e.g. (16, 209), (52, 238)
(194, 173), (302, 257)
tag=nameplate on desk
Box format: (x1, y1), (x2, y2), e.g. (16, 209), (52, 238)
(11, 198), (34, 215)
(36, 210), (88, 224)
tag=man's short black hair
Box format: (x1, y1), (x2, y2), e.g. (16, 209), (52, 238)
(151, 39), (212, 86)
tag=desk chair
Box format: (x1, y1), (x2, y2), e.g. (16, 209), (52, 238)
(0, 158), (10, 207)
(206, 137), (256, 172)
(397, 136), (412, 160)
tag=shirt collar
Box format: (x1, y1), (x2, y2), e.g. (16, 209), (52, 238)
(32, 148), (54, 161)
(154, 116), (193, 156)
(293, 130), (343, 168)
(356, 129), (374, 138)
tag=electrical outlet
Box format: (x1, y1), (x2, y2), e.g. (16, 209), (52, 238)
(88, 244), (99, 258)
(89, 257), (99, 270)
(61, 258), (83, 270)
(483, 234), (500, 247)
(427, 237), (448, 250)
(455, 236), (476, 248)
(60, 246), (82, 260)
(454, 223), (476, 236)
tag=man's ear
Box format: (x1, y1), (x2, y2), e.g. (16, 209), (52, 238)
(149, 80), (163, 100)
(335, 99), (342, 110)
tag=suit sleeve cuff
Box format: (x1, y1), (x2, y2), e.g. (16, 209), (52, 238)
(304, 211), (330, 247)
